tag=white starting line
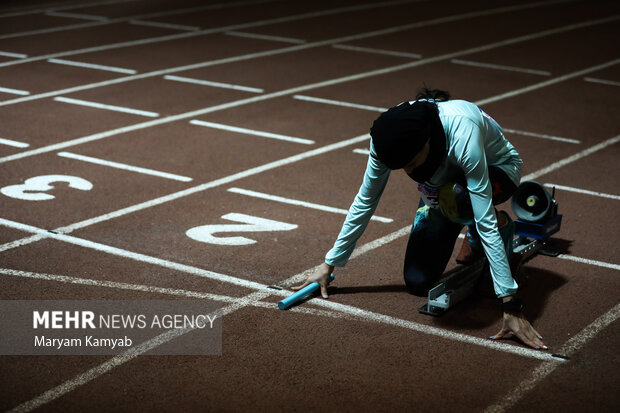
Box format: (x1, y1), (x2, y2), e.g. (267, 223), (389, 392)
(503, 128), (580, 144)
(189, 119), (315, 145)
(0, 0), (583, 109)
(523, 135), (620, 181)
(294, 94), (386, 112)
(0, 216), (563, 364)
(47, 58), (137, 75)
(0, 4), (617, 409)
(0, 268), (346, 321)
(332, 44), (422, 59)
(129, 19), (201, 31)
(227, 187), (394, 223)
(545, 183), (620, 201)
(57, 151), (193, 182)
(44, 11), (109, 22)
(583, 77), (620, 87)
(164, 75), (264, 93)
(556, 254), (620, 271)
(484, 302), (620, 413)
(294, 96), (581, 145)
(0, 137), (29, 148)
(225, 30), (307, 44)
(53, 96), (159, 118)
(450, 58), (552, 76)
(0, 51), (28, 58)
(0, 86), (30, 96)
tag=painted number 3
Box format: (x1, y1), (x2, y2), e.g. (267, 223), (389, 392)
(186, 213), (297, 246)
(1, 175), (93, 201)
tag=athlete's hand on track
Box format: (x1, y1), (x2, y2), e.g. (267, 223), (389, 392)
(292, 262), (334, 298)
(491, 312), (547, 350)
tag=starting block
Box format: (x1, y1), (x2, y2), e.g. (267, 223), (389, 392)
(418, 181), (562, 317)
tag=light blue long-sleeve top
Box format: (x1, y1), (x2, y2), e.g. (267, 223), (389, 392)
(325, 99), (523, 298)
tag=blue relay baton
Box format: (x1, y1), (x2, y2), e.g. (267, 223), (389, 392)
(278, 274), (335, 310)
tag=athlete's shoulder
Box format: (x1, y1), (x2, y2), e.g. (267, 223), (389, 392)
(438, 99), (480, 116)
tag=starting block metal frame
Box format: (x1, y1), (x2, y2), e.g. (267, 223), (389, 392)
(418, 214), (562, 317)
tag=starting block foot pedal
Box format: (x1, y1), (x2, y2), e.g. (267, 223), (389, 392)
(418, 303), (446, 317)
(537, 246), (561, 257)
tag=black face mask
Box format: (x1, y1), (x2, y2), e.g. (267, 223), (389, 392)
(407, 160), (439, 183)
(406, 114), (446, 183)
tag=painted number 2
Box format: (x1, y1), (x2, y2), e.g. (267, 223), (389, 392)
(186, 213), (297, 246)
(1, 175), (93, 201)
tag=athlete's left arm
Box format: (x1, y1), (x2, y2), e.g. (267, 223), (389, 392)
(458, 119), (547, 350)
(457, 119), (516, 297)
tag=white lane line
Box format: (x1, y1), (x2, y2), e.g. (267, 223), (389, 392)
(462, 230), (620, 270)
(0, 234), (44, 253)
(0, 0), (275, 39)
(0, 86), (30, 96)
(0, 1), (598, 107)
(332, 44), (422, 59)
(0, 134), (370, 251)
(556, 254), (620, 270)
(0, 0), (553, 66)
(48, 0), (138, 10)
(3, 289), (263, 413)
(1, 68), (617, 239)
(294, 101), (578, 149)
(0, 21), (109, 42)
(0, 138), (29, 148)
(523, 135), (620, 181)
(0, 0), (257, 19)
(57, 133), (369, 233)
(57, 151), (193, 182)
(583, 76), (620, 87)
(451, 58), (551, 76)
(227, 187), (394, 223)
(545, 183), (620, 200)
(0, 268), (347, 320)
(0, 216), (560, 364)
(225, 30), (307, 44)
(0, 51), (28, 58)
(0, 23), (615, 235)
(44, 11), (109, 21)
(484, 303), (620, 413)
(0, 54), (615, 240)
(3, 124), (619, 409)
(475, 58), (620, 106)
(353, 148), (370, 155)
(4, 308), (232, 413)
(294, 95), (386, 112)
(308, 291), (560, 362)
(0, 217), (271, 292)
(163, 75), (264, 93)
(0, 268), (240, 303)
(47, 58), (137, 74)
(503, 128), (580, 144)
(129, 19), (200, 31)
(53, 96), (159, 118)
(189, 119), (314, 145)
(5, 280), (554, 413)
(349, 225), (411, 260)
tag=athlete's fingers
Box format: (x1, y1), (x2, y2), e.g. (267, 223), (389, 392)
(291, 280), (311, 291)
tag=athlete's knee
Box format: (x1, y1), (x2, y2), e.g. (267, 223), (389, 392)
(403, 267), (433, 297)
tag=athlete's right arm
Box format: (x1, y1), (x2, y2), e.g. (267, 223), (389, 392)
(292, 142), (391, 297)
(323, 142), (391, 267)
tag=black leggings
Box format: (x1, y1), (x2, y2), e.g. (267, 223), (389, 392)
(403, 166), (517, 296)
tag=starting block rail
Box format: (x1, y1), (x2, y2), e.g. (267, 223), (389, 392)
(418, 187), (563, 317)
